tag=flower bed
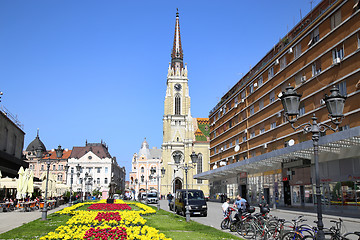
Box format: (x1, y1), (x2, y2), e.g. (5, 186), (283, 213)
(40, 200), (170, 240)
(88, 203), (131, 211)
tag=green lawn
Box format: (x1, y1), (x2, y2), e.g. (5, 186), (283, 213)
(143, 208), (242, 240)
(0, 204), (242, 240)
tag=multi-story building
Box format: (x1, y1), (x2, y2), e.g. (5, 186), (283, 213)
(161, 10), (210, 197)
(0, 105), (27, 178)
(130, 138), (162, 198)
(195, 0), (360, 216)
(24, 131), (71, 184)
(67, 141), (125, 197)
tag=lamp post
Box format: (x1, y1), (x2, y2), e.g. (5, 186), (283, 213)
(38, 145), (63, 221)
(280, 85), (346, 240)
(150, 166), (166, 210)
(84, 172), (93, 201)
(65, 164), (81, 206)
(134, 178), (139, 201)
(173, 151), (198, 222)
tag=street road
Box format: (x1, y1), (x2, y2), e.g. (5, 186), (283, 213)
(159, 200), (360, 236)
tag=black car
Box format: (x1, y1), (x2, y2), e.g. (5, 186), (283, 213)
(175, 189), (207, 217)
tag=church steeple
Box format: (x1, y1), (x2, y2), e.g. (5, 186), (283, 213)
(171, 9), (183, 70)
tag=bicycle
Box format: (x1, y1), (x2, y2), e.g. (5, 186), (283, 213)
(220, 207), (236, 230)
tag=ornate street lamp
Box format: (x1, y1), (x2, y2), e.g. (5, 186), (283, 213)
(174, 151), (198, 222)
(280, 85), (346, 240)
(150, 166), (166, 210)
(40, 145), (63, 221)
(134, 178), (139, 201)
(65, 164), (81, 206)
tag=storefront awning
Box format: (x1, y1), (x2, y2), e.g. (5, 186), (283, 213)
(194, 126), (360, 180)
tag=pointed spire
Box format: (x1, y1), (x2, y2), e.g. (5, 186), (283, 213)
(171, 8), (183, 69)
(36, 128), (39, 138)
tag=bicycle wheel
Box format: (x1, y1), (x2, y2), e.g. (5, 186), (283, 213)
(221, 219), (229, 230)
(230, 221), (238, 232)
(240, 222), (257, 239)
(343, 232), (360, 240)
(281, 231), (303, 240)
(302, 235), (315, 240)
(263, 229), (279, 240)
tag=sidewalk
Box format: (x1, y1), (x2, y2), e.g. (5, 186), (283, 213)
(0, 204), (67, 234)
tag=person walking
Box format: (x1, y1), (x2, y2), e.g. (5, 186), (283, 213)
(259, 195), (268, 208)
(167, 192), (173, 206)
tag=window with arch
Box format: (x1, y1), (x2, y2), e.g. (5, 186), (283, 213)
(141, 166), (144, 173)
(175, 94), (181, 115)
(197, 154), (203, 184)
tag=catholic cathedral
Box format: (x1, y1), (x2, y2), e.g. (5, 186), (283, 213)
(160, 10), (210, 197)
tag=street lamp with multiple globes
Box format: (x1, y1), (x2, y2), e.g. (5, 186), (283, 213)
(37, 145), (64, 221)
(65, 163), (81, 206)
(134, 178), (139, 201)
(84, 172), (93, 201)
(280, 85), (346, 240)
(173, 151), (199, 222)
(150, 166), (166, 210)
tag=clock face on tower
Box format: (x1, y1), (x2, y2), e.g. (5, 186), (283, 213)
(174, 83), (182, 91)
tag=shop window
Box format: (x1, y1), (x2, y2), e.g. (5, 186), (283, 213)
(258, 76), (263, 87)
(280, 56), (287, 70)
(308, 27), (319, 47)
(339, 124), (350, 131)
(332, 46), (344, 64)
(312, 59), (321, 77)
(294, 43), (302, 59)
(268, 67), (274, 79)
(330, 9), (341, 30)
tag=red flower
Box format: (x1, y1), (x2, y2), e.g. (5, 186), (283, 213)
(88, 203), (131, 211)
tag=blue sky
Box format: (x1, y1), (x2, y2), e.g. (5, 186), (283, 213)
(0, 0), (315, 179)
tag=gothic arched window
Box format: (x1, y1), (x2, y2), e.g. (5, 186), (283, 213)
(197, 154), (203, 184)
(175, 94), (181, 115)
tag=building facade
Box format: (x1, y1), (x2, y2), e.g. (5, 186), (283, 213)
(67, 141), (125, 197)
(0, 105), (27, 178)
(196, 0), (360, 216)
(161, 11), (210, 197)
(24, 131), (71, 184)
(129, 138), (162, 198)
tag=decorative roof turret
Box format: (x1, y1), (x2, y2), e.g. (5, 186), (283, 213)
(26, 129), (46, 152)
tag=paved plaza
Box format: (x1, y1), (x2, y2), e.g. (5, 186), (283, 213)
(0, 205), (67, 234)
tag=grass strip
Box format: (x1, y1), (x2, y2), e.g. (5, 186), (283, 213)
(143, 207), (242, 240)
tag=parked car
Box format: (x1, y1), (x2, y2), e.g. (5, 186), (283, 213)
(175, 189), (207, 217)
(146, 192), (158, 204)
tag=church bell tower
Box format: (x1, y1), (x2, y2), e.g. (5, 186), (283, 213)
(161, 9), (195, 194)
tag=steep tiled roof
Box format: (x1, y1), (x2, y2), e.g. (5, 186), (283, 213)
(193, 118), (210, 142)
(41, 149), (72, 160)
(69, 143), (111, 159)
